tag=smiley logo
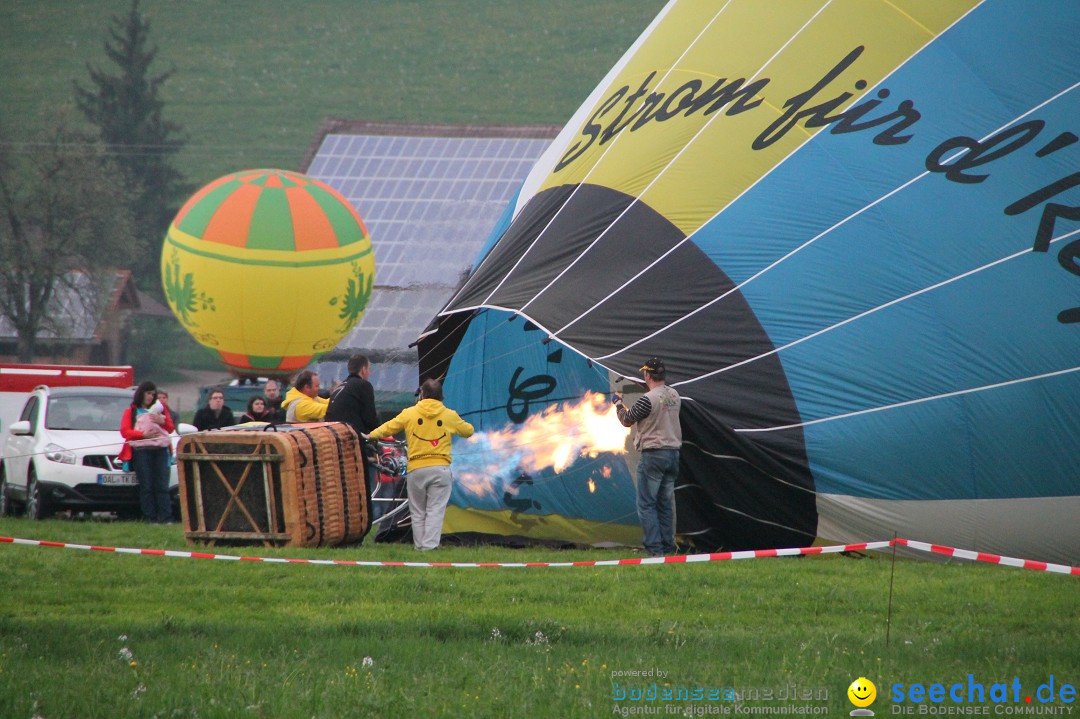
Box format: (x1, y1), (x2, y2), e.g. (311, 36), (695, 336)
(847, 677), (876, 708)
(413, 417), (447, 447)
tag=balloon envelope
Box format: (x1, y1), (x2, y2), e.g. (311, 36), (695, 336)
(162, 169), (374, 375)
(421, 0), (1080, 563)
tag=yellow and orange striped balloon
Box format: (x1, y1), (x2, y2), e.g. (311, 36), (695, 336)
(161, 169), (375, 375)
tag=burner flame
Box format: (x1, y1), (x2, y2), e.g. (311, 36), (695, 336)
(455, 392), (629, 498)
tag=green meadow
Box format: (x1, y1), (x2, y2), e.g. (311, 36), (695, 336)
(1, 0), (667, 187)
(0, 519), (1076, 718)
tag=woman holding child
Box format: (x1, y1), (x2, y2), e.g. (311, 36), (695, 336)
(119, 381), (175, 523)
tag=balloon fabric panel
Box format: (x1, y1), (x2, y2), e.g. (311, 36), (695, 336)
(247, 187), (295, 250)
(538, 0), (979, 236)
(424, 0), (1080, 562)
(440, 310), (640, 544)
(285, 187), (339, 251)
(162, 170), (375, 376)
(175, 178), (243, 242)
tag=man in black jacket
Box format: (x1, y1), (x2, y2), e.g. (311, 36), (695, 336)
(192, 388), (236, 431)
(263, 379), (286, 423)
(327, 354), (378, 435)
(327, 354), (380, 514)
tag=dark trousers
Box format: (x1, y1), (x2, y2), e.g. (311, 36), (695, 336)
(636, 449), (679, 556)
(132, 447), (171, 522)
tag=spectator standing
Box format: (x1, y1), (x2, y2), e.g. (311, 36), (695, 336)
(613, 357), (682, 557)
(264, 379), (286, 422)
(326, 355), (378, 433)
(326, 354), (380, 511)
(193, 388), (235, 431)
(281, 370), (329, 422)
(119, 381), (175, 523)
(368, 379), (473, 550)
(240, 396), (271, 423)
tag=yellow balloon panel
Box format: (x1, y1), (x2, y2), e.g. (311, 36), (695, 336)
(162, 225), (374, 373)
(543, 0), (979, 234)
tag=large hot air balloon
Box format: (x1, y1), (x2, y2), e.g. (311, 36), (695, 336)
(419, 1), (1080, 564)
(162, 169), (375, 375)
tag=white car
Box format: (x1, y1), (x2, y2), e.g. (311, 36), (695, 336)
(0, 385), (188, 519)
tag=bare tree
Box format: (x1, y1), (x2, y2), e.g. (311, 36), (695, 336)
(0, 117), (136, 361)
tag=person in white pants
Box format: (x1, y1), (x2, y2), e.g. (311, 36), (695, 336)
(368, 379), (474, 550)
(406, 466), (453, 550)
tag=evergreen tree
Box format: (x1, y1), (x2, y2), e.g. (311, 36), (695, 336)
(74, 0), (189, 291)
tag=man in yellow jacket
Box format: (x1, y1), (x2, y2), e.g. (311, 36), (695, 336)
(368, 378), (473, 550)
(281, 370), (329, 422)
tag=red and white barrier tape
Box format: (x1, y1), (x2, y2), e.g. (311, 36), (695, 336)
(0, 536), (889, 567)
(1, 535), (1076, 573)
(893, 539), (1079, 575)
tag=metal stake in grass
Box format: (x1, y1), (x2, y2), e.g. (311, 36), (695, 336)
(886, 531), (898, 647)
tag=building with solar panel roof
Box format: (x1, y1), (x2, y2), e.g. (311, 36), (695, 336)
(300, 121), (557, 417)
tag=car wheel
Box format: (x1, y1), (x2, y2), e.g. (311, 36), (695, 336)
(25, 468), (53, 521)
(0, 465), (14, 517)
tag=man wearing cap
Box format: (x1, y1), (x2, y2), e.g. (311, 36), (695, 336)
(613, 357), (682, 557)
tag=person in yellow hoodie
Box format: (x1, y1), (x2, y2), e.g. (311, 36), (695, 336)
(281, 370), (329, 422)
(368, 378), (473, 550)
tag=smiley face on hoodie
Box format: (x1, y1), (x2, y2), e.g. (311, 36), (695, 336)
(414, 416), (447, 447)
(368, 397), (474, 472)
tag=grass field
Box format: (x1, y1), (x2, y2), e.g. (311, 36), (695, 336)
(2, 0), (666, 187)
(0, 518), (1076, 718)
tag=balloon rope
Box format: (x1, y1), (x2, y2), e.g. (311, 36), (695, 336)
(680, 439), (815, 497)
(425, 2), (818, 376)
(442, 5), (736, 316)
(732, 364), (1080, 434)
(414, 307), (557, 378)
(593, 173), (926, 363)
(412, 307), (491, 372)
(416, 79), (1080, 395)
(701, 499), (819, 541)
(516, 1), (833, 320)
(672, 225), (1080, 391)
(595, 80), (1080, 363)
(414, 309), (618, 392)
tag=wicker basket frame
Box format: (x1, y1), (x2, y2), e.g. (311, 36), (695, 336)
(177, 423), (368, 547)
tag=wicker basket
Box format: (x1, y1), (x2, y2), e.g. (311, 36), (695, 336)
(176, 422), (368, 547)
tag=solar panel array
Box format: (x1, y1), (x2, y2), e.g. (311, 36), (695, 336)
(310, 357), (419, 397)
(303, 124), (556, 392)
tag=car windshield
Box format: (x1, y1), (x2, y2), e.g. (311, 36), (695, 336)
(46, 395), (130, 431)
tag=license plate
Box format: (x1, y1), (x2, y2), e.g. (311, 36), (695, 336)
(98, 472), (137, 486)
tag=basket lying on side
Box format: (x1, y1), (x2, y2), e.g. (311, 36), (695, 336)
(176, 422), (368, 547)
